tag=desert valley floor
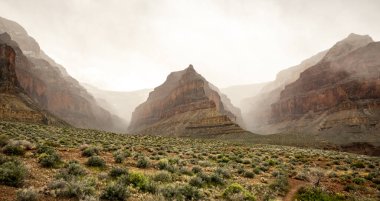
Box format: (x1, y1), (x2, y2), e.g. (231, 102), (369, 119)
(0, 121), (379, 201)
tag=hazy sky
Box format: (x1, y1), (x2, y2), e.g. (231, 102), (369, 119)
(0, 0), (379, 91)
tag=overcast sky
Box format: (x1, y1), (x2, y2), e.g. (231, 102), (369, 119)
(0, 0), (379, 91)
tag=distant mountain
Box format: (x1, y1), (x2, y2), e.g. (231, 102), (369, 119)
(0, 39), (63, 125)
(220, 82), (267, 109)
(0, 16), (126, 132)
(83, 84), (150, 124)
(129, 65), (246, 136)
(269, 34), (380, 144)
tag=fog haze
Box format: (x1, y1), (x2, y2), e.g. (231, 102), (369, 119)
(0, 0), (379, 91)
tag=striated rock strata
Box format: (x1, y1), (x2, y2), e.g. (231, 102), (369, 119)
(129, 65), (245, 136)
(0, 17), (126, 132)
(244, 33), (374, 135)
(269, 34), (380, 143)
(0, 41), (63, 125)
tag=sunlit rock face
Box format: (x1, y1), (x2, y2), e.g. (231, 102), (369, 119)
(129, 65), (246, 136)
(269, 34), (380, 138)
(0, 17), (127, 132)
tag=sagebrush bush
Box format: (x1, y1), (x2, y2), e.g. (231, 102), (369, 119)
(82, 146), (100, 157)
(296, 187), (346, 201)
(2, 144), (26, 156)
(157, 158), (169, 170)
(109, 167), (128, 178)
(100, 182), (130, 201)
(137, 156), (150, 168)
(244, 171), (255, 178)
(16, 187), (39, 201)
(56, 161), (86, 180)
(47, 178), (96, 199)
(0, 159), (27, 187)
(153, 171), (172, 183)
(114, 154), (124, 163)
(0, 134), (9, 147)
(38, 152), (61, 168)
(223, 183), (256, 201)
(86, 156), (106, 168)
(161, 184), (203, 201)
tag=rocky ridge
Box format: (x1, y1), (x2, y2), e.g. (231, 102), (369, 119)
(129, 65), (246, 136)
(269, 34), (380, 143)
(0, 40), (63, 125)
(0, 17), (126, 132)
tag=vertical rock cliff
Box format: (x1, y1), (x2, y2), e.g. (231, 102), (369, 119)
(129, 65), (245, 136)
(0, 17), (126, 132)
(269, 34), (380, 144)
(0, 40), (63, 125)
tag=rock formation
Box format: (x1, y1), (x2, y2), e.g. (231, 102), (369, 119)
(269, 34), (380, 144)
(129, 65), (245, 136)
(244, 33), (374, 134)
(0, 17), (127, 132)
(0, 40), (62, 125)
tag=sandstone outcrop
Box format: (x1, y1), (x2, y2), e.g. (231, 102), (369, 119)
(0, 41), (63, 125)
(0, 17), (127, 132)
(244, 33), (374, 134)
(129, 65), (245, 136)
(269, 35), (380, 142)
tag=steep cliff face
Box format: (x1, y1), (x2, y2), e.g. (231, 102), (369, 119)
(0, 41), (63, 125)
(0, 17), (126, 132)
(243, 49), (328, 133)
(244, 33), (374, 134)
(129, 65), (245, 136)
(269, 38), (380, 141)
(0, 43), (18, 92)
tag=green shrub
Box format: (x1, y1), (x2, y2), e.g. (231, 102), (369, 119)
(137, 156), (150, 168)
(109, 167), (128, 178)
(189, 176), (204, 187)
(179, 184), (203, 200)
(161, 185), (182, 200)
(100, 182), (130, 201)
(351, 162), (365, 169)
(344, 184), (356, 192)
(38, 152), (61, 168)
(215, 168), (231, 179)
(2, 144), (25, 156)
(192, 166), (202, 174)
(56, 161), (86, 180)
(121, 172), (148, 188)
(296, 187), (346, 201)
(86, 156), (106, 168)
(244, 171), (255, 178)
(82, 146), (100, 157)
(0, 160), (27, 187)
(223, 183), (256, 201)
(36, 144), (55, 155)
(0, 134), (9, 147)
(269, 174), (289, 196)
(157, 158), (169, 170)
(47, 177), (96, 199)
(161, 184), (203, 201)
(153, 171), (172, 183)
(114, 154), (124, 163)
(352, 177), (365, 184)
(16, 187), (39, 201)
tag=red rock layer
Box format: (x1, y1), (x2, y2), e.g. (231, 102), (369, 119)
(129, 65), (244, 136)
(270, 42), (380, 134)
